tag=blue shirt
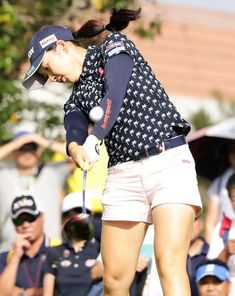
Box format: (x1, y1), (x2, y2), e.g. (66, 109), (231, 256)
(64, 32), (190, 167)
(0, 239), (47, 288)
(43, 239), (100, 296)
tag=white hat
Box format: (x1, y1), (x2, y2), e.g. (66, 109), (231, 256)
(62, 192), (92, 213)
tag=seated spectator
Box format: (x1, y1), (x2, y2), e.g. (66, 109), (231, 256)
(205, 140), (235, 243)
(208, 173), (235, 260)
(195, 258), (231, 296)
(0, 131), (71, 252)
(218, 235), (235, 295)
(215, 173), (235, 295)
(0, 194), (56, 296)
(43, 192), (103, 296)
(187, 217), (209, 296)
(58, 192), (150, 296)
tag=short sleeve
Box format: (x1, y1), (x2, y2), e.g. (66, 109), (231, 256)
(102, 32), (134, 65)
(43, 247), (59, 276)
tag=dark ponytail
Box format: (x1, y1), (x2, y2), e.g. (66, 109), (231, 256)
(73, 7), (141, 39)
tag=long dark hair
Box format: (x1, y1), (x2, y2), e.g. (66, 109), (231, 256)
(72, 8), (141, 40)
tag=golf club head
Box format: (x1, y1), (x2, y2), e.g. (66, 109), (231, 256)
(63, 213), (94, 242)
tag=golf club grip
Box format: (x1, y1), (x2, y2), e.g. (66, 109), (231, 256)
(82, 169), (87, 214)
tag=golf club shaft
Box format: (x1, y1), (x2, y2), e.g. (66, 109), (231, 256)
(82, 169), (88, 214)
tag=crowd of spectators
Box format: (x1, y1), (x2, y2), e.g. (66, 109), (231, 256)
(0, 131), (235, 295)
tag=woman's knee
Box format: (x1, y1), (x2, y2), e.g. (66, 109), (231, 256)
(156, 252), (187, 279)
(103, 271), (133, 293)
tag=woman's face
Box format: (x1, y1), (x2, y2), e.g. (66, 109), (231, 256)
(39, 40), (83, 84)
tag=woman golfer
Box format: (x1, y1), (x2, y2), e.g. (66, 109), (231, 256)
(22, 8), (202, 295)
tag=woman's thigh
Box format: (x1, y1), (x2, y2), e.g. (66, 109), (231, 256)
(101, 221), (148, 281)
(152, 203), (196, 267)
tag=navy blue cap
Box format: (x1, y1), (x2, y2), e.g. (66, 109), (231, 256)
(22, 25), (75, 90)
(11, 195), (43, 221)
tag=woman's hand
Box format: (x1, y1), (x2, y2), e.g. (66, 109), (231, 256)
(83, 135), (100, 162)
(68, 142), (92, 170)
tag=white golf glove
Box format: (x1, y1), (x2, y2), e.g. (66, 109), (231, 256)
(83, 135), (101, 162)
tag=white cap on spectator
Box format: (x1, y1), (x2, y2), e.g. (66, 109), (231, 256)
(62, 192), (92, 213)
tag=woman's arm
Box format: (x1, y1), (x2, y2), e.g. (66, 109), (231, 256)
(67, 54), (134, 169)
(81, 53), (134, 169)
(64, 101), (90, 169)
(91, 53), (134, 140)
(43, 273), (56, 296)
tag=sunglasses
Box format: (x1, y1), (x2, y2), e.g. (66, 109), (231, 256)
(18, 142), (39, 152)
(13, 213), (39, 226)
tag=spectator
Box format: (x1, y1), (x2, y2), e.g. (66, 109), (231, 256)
(187, 217), (209, 296)
(218, 233), (235, 296)
(207, 173), (235, 259)
(51, 192), (149, 296)
(195, 259), (231, 296)
(0, 131), (71, 251)
(43, 192), (103, 296)
(0, 194), (57, 296)
(214, 173), (235, 295)
(205, 141), (235, 243)
(62, 191), (102, 243)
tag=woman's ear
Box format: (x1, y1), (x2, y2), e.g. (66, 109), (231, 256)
(56, 40), (69, 53)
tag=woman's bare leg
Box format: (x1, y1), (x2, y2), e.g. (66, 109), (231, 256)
(101, 221), (148, 296)
(152, 204), (196, 296)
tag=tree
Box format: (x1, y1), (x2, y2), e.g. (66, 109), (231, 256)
(0, 0), (73, 143)
(2, 0), (161, 143)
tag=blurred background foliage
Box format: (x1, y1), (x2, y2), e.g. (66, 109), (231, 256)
(0, 0), (73, 143)
(0, 0), (232, 144)
(0, 0), (141, 143)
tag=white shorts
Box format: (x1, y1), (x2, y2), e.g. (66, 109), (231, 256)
(102, 144), (202, 223)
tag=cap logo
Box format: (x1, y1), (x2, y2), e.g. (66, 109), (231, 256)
(13, 197), (33, 210)
(206, 264), (215, 272)
(39, 34), (57, 49)
(28, 47), (35, 59)
(26, 65), (36, 77)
